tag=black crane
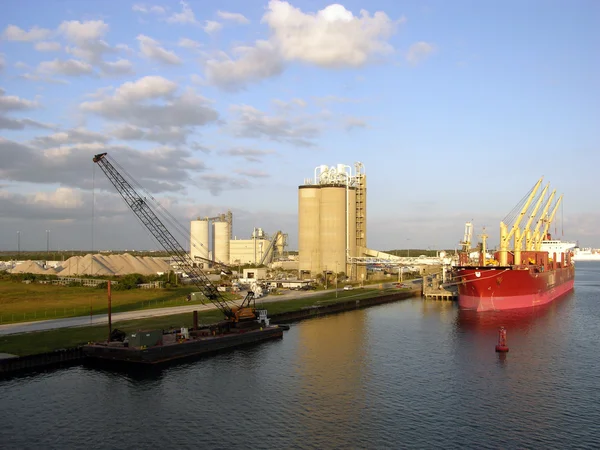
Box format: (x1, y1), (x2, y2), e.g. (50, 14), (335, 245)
(93, 152), (257, 324)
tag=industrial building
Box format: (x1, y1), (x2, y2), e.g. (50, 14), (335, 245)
(298, 163), (367, 280)
(190, 211), (287, 267)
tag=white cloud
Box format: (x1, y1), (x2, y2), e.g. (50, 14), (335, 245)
(217, 11), (250, 24)
(273, 98), (307, 109)
(344, 116), (367, 130)
(205, 1), (401, 90)
(133, 4), (166, 14)
(178, 37), (202, 49)
(19, 73), (70, 85)
(0, 88), (39, 111)
(116, 43), (134, 54)
(195, 173), (250, 196)
(66, 40), (113, 63)
(0, 137), (205, 193)
(167, 1), (197, 24)
(34, 41), (62, 52)
(100, 76), (177, 102)
(58, 20), (109, 43)
(235, 169), (270, 178)
(101, 59), (135, 76)
(31, 187), (86, 209)
(228, 104), (321, 146)
(2, 24), (52, 42)
(109, 124), (188, 144)
(31, 127), (109, 147)
(0, 116), (52, 130)
(137, 34), (182, 65)
(14, 61), (29, 70)
(263, 0), (400, 67)
(221, 147), (276, 162)
(205, 40), (284, 91)
(58, 20), (130, 72)
(406, 41), (435, 65)
(203, 21), (222, 34)
(38, 58), (94, 76)
(81, 76), (219, 130)
(190, 74), (204, 85)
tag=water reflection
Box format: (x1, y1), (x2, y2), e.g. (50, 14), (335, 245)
(293, 311), (369, 446)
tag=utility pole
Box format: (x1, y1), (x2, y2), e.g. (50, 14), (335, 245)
(335, 261), (338, 298)
(46, 230), (50, 256)
(17, 231), (20, 258)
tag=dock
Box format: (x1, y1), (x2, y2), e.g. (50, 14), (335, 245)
(422, 272), (457, 300)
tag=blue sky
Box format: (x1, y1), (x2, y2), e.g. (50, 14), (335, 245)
(0, 0), (598, 252)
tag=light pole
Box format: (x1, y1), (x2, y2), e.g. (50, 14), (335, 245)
(335, 261), (338, 298)
(17, 231), (21, 258)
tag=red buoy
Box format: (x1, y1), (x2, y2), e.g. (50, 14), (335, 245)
(495, 326), (509, 352)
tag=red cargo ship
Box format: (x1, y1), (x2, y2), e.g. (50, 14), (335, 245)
(455, 248), (575, 312)
(454, 178), (575, 312)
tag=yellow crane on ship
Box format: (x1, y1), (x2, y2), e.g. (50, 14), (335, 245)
(534, 194), (563, 251)
(514, 182), (549, 264)
(498, 177), (544, 266)
(527, 189), (556, 251)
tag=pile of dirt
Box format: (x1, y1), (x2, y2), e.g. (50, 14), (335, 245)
(55, 253), (172, 276)
(10, 261), (56, 275)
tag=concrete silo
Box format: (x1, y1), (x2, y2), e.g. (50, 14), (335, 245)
(320, 186), (346, 274)
(298, 163), (366, 279)
(298, 185), (321, 275)
(190, 218), (209, 268)
(214, 221), (230, 265)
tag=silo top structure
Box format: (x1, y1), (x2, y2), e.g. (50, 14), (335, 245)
(298, 163), (366, 279)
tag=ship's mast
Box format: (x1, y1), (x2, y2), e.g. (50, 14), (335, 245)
(529, 189), (556, 250)
(534, 195), (563, 250)
(498, 177), (543, 266)
(479, 229), (488, 266)
(515, 183), (549, 264)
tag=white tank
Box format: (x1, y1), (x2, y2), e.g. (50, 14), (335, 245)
(214, 221), (230, 265)
(190, 219), (209, 268)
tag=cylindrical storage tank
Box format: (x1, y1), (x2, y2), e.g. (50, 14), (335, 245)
(320, 186), (346, 275)
(346, 187), (357, 274)
(190, 219), (209, 268)
(214, 221), (230, 265)
(298, 186), (321, 274)
(276, 232), (285, 256)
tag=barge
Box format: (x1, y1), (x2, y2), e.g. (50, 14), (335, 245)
(83, 323), (283, 365)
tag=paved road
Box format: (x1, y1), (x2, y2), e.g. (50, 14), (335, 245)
(0, 289), (327, 336)
(0, 282), (421, 336)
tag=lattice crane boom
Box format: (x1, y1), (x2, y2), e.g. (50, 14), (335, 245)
(93, 152), (253, 322)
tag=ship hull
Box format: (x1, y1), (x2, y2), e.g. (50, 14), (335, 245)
(455, 265), (574, 312)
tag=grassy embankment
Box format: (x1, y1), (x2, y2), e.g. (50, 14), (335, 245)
(0, 281), (203, 324)
(0, 286), (407, 356)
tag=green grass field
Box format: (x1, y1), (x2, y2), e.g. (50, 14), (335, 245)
(0, 286), (405, 356)
(0, 280), (233, 324)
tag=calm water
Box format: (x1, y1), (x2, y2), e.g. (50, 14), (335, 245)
(2, 263), (599, 449)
